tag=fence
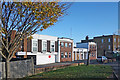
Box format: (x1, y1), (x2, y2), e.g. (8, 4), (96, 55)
(0, 58), (34, 79)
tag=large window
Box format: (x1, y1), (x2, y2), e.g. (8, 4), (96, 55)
(93, 53), (95, 57)
(69, 52), (71, 58)
(69, 43), (71, 47)
(65, 52), (68, 58)
(94, 46), (96, 48)
(108, 38), (110, 42)
(61, 52), (64, 58)
(101, 46), (102, 48)
(114, 38), (116, 42)
(42, 40), (47, 52)
(50, 41), (55, 52)
(32, 39), (38, 52)
(101, 39), (104, 43)
(61, 42), (64, 47)
(65, 43), (68, 47)
(108, 45), (111, 50)
(114, 45), (116, 51)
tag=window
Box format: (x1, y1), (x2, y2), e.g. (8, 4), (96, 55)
(114, 38), (116, 42)
(21, 40), (24, 51)
(108, 45), (111, 50)
(94, 46), (96, 48)
(108, 38), (110, 42)
(50, 41), (55, 52)
(65, 43), (68, 47)
(65, 52), (68, 58)
(90, 53), (91, 57)
(61, 42), (64, 47)
(43, 41), (47, 52)
(118, 44), (120, 48)
(114, 45), (116, 51)
(91, 45), (93, 48)
(33, 47), (37, 51)
(91, 53), (94, 57)
(90, 45), (91, 48)
(81, 54), (83, 59)
(32, 39), (38, 52)
(101, 39), (104, 43)
(93, 53), (95, 57)
(61, 52), (64, 58)
(118, 38), (120, 42)
(69, 52), (71, 58)
(69, 43), (71, 47)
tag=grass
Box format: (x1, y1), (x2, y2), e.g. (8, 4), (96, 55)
(28, 65), (113, 78)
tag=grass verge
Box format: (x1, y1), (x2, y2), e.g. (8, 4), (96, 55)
(26, 64), (113, 79)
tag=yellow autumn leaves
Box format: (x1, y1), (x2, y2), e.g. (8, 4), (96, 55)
(1, 2), (66, 33)
(20, 2), (66, 31)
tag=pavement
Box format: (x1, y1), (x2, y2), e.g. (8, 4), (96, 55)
(99, 61), (120, 79)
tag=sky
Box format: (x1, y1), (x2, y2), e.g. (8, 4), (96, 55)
(37, 2), (118, 43)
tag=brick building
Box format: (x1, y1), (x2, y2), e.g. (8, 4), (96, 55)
(56, 38), (73, 62)
(93, 35), (120, 58)
(81, 35), (120, 58)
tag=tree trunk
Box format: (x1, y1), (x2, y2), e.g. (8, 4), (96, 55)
(5, 59), (10, 80)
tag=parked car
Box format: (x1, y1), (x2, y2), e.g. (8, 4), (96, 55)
(97, 56), (107, 62)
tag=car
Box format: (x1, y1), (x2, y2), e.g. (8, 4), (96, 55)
(97, 56), (107, 62)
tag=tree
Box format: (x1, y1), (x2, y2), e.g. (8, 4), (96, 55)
(0, 2), (70, 79)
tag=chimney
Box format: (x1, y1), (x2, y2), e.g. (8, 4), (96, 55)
(86, 35), (89, 40)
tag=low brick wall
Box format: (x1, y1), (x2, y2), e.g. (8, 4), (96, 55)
(35, 62), (84, 74)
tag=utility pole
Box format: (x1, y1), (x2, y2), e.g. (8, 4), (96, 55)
(86, 36), (90, 66)
(87, 51), (90, 66)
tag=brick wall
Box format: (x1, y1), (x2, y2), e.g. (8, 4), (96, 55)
(94, 35), (113, 57)
(60, 42), (73, 62)
(10, 30), (28, 58)
(89, 45), (97, 60)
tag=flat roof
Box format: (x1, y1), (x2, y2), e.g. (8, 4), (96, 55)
(58, 37), (73, 40)
(94, 34), (120, 38)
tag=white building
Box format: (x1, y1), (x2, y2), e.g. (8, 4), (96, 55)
(73, 48), (87, 60)
(17, 34), (58, 65)
(76, 42), (97, 60)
